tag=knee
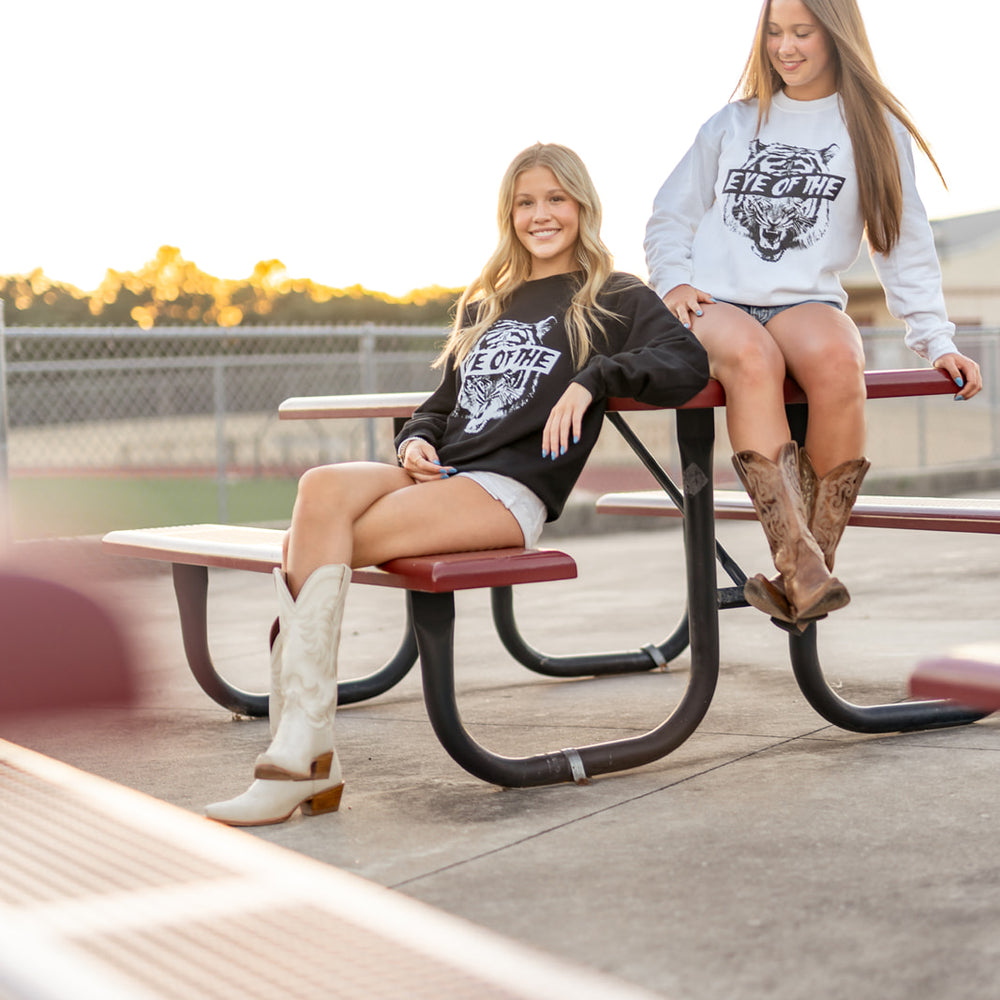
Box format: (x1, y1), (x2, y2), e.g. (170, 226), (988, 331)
(711, 334), (785, 391)
(803, 343), (865, 406)
(294, 466), (344, 520)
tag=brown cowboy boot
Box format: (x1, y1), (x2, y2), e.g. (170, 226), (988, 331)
(742, 571), (796, 625)
(732, 442), (849, 622)
(744, 448), (870, 627)
(790, 451), (870, 626)
(800, 450), (871, 574)
(742, 443), (815, 627)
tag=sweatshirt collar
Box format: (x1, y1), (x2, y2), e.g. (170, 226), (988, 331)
(772, 89), (841, 114)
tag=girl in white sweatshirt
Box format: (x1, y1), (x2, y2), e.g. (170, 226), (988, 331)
(645, 0), (982, 628)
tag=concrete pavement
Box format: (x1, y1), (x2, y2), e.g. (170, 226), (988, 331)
(4, 505), (1000, 1000)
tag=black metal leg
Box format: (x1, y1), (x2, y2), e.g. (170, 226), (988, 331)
(780, 401), (987, 731)
(676, 408), (721, 721)
(788, 625), (990, 732)
(414, 591), (717, 787)
(171, 563), (418, 716)
(490, 409), (746, 676)
(173, 564), (269, 717)
(491, 585), (688, 676)
(414, 409), (722, 788)
(413, 589), (576, 786)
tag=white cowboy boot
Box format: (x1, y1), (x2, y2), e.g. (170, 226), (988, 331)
(205, 770), (344, 827)
(267, 615), (283, 738)
(254, 564), (351, 781)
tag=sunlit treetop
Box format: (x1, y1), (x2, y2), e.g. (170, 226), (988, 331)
(0, 248), (462, 328)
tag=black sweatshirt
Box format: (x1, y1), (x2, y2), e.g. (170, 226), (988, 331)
(394, 272), (709, 521)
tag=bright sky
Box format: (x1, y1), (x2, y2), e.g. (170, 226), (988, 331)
(4, 0), (997, 296)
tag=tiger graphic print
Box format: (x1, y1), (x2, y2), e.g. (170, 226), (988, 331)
(722, 140), (846, 262)
(456, 316), (561, 434)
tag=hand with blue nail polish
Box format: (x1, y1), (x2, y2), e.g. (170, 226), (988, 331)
(541, 382), (594, 464)
(399, 438), (456, 483)
(662, 283), (715, 330)
(934, 353), (982, 403)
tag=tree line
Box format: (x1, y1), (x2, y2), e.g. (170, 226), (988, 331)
(0, 246), (462, 328)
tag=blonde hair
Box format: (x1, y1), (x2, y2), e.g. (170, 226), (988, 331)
(735, 0), (944, 254)
(438, 143), (616, 370)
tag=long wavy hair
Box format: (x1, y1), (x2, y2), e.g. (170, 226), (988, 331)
(735, 0), (944, 254)
(438, 143), (616, 370)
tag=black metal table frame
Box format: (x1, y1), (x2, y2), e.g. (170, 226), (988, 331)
(172, 395), (986, 788)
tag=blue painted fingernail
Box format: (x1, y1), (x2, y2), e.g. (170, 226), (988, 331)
(440, 471), (448, 478)
(573, 435), (580, 444)
(683, 322), (691, 329)
(433, 459), (440, 465)
(551, 452), (558, 461)
(696, 309), (703, 316)
(954, 376), (964, 388)
(560, 446), (566, 456)
(541, 448), (548, 458)
(954, 394), (966, 402)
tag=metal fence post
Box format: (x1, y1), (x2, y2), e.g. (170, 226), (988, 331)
(990, 334), (1000, 460)
(213, 358), (229, 523)
(361, 325), (377, 460)
(0, 300), (10, 550)
(916, 394), (928, 468)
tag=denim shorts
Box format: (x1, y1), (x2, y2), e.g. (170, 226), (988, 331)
(720, 299), (841, 326)
(457, 471), (546, 547)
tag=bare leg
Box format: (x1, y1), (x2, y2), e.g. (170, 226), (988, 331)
(692, 302), (861, 625)
(206, 464), (526, 825)
(765, 303), (866, 475)
(284, 462), (411, 594)
(285, 462), (525, 595)
(690, 302), (790, 461)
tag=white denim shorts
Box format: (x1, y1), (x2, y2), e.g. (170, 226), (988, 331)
(457, 471), (546, 547)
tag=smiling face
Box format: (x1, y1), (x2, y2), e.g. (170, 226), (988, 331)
(766, 0), (837, 100)
(511, 166), (581, 279)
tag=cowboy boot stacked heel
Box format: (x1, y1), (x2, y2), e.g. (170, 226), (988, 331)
(205, 774), (344, 827)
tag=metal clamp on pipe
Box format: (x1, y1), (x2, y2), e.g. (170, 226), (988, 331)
(561, 748), (591, 785)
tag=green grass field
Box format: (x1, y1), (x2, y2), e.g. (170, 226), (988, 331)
(7, 476), (300, 539)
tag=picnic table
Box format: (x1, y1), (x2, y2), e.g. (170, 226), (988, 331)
(277, 370), (994, 754)
(104, 369), (996, 789)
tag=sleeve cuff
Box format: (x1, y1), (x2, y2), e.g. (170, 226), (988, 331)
(396, 436), (425, 466)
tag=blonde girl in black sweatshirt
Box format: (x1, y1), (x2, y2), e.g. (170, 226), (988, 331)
(206, 142), (709, 827)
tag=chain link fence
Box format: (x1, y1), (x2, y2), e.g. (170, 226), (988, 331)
(1, 309), (998, 536)
(3, 323), (444, 476)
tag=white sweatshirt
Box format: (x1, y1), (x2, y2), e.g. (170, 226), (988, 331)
(644, 90), (957, 362)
